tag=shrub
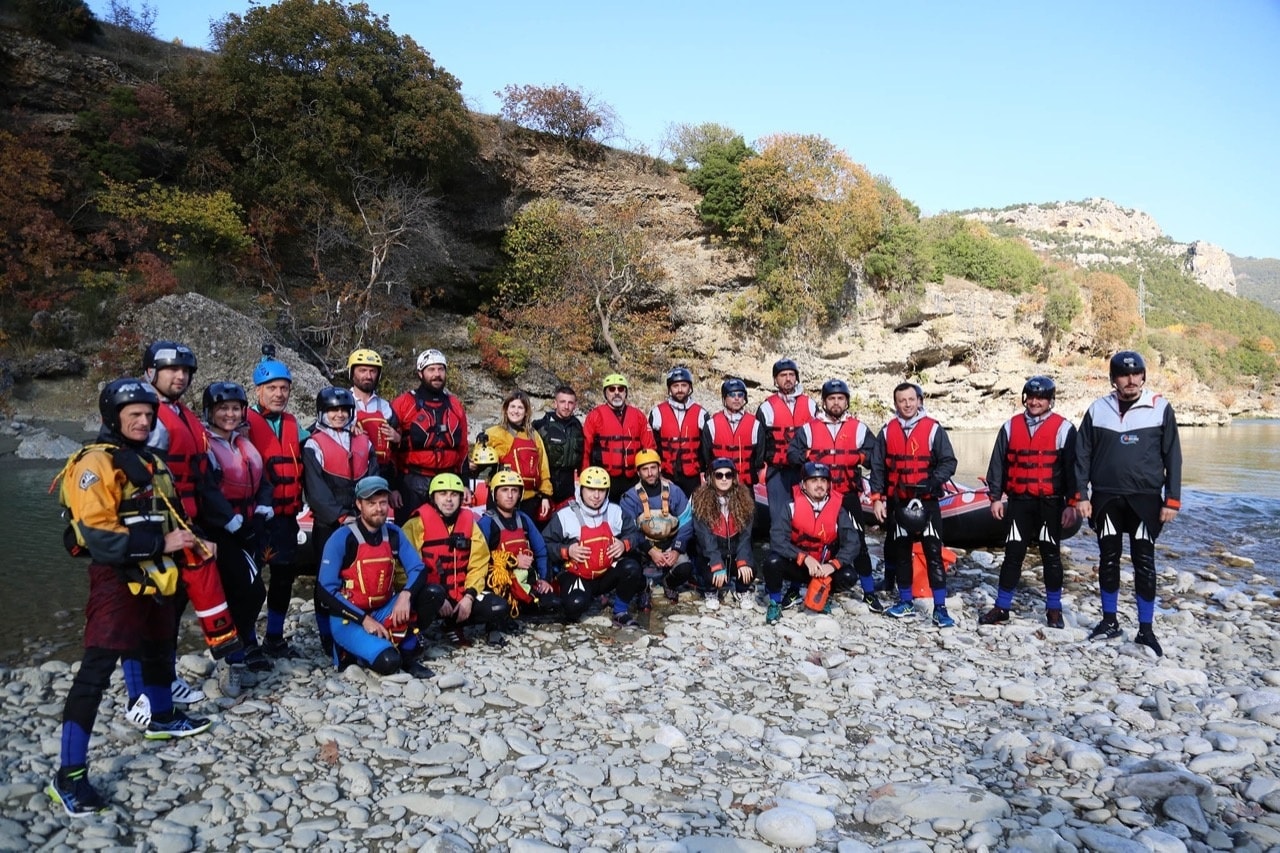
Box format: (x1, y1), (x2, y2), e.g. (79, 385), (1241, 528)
(497, 84), (618, 146)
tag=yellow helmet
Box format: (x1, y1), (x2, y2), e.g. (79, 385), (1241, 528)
(634, 449), (662, 470)
(346, 348), (383, 371)
(470, 440), (500, 467)
(429, 473), (465, 495)
(490, 469), (524, 490)
(579, 467), (612, 490)
(601, 373), (628, 390)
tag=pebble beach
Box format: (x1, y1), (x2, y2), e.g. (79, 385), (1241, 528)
(3, 546), (1280, 853)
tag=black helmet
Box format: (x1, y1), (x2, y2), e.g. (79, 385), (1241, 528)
(666, 366), (694, 387)
(1022, 375), (1056, 402)
(895, 498), (928, 535)
(143, 341), (197, 375)
(721, 378), (747, 398)
(316, 386), (357, 419)
(202, 382), (248, 423)
(802, 461), (831, 481)
(1109, 350), (1146, 380)
(772, 358), (800, 379)
(99, 378), (159, 434)
(821, 378), (851, 399)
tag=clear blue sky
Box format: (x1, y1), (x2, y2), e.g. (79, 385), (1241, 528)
(89, 0), (1280, 259)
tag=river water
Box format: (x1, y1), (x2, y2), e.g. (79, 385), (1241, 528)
(3, 420), (1278, 665)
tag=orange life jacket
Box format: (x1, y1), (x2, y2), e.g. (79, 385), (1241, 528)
(155, 402), (207, 519)
(338, 520), (395, 610)
(353, 406), (394, 466)
(883, 416), (939, 500)
(567, 504), (616, 580)
(502, 432), (542, 493)
(763, 394), (815, 466)
(309, 429), (374, 483)
(414, 505), (474, 601)
(245, 409), (304, 515)
(586, 405), (650, 479)
(706, 411), (759, 485)
(654, 401), (705, 479)
(1005, 412), (1066, 497)
(806, 418), (867, 496)
(206, 431), (263, 511)
(789, 486), (843, 562)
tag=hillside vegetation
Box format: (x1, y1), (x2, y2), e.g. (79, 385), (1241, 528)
(1232, 255), (1280, 313)
(2, 0), (1278, 403)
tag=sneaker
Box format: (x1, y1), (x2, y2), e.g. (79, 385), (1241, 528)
(485, 630), (508, 647)
(862, 592), (885, 614)
(611, 610), (637, 629)
(217, 662), (243, 698)
(450, 626), (472, 647)
(1045, 608), (1064, 629)
(702, 590), (721, 611)
(932, 606), (956, 628)
(1089, 617), (1122, 641)
(124, 694), (152, 729)
(145, 709), (212, 740)
(1134, 626), (1163, 657)
(735, 589), (757, 610)
(780, 586), (802, 610)
(765, 602), (782, 625)
(47, 769), (107, 817)
(170, 678), (205, 705)
(242, 646), (273, 673)
(885, 601), (916, 619)
(261, 636), (301, 659)
(637, 585), (652, 613)
(979, 606), (1010, 626)
(662, 584), (680, 604)
(403, 658), (436, 679)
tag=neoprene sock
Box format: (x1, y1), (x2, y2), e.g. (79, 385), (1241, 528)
(995, 588), (1015, 609)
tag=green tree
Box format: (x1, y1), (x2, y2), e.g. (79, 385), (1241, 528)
(684, 136), (753, 233)
(492, 198), (577, 305)
(662, 121), (742, 169)
(925, 215), (1044, 293)
(14, 0), (100, 45)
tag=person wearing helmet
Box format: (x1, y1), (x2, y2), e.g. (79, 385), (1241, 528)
(316, 476), (441, 679)
(620, 449), (693, 608)
(1073, 351), (1181, 656)
(303, 387), (379, 562)
(980, 376), (1078, 630)
(869, 382), (959, 627)
(390, 348), (469, 521)
(476, 468), (559, 630)
(533, 385), (585, 511)
(245, 345), (310, 659)
(756, 358), (819, 511)
(465, 434), (502, 510)
(200, 382), (274, 693)
(480, 390), (553, 522)
(690, 458), (757, 610)
(346, 348), (401, 490)
(700, 378), (764, 488)
(401, 472), (504, 646)
(542, 466), (646, 627)
(47, 379), (218, 815)
(648, 366), (708, 500)
(786, 378), (881, 611)
(761, 461), (862, 625)
(581, 372), (656, 502)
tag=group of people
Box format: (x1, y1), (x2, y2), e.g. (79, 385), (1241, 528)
(48, 343), (1180, 817)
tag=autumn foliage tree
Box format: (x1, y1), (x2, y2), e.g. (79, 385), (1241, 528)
(1083, 271), (1141, 353)
(497, 84), (619, 148)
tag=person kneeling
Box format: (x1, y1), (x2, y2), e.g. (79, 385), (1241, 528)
(478, 469), (560, 636)
(317, 476), (443, 678)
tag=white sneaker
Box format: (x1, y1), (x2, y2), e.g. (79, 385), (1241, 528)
(217, 663), (243, 699)
(736, 590), (756, 610)
(170, 678), (205, 704)
(702, 592), (721, 611)
(124, 694), (152, 728)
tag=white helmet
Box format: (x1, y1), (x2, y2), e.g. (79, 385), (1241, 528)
(416, 348), (447, 371)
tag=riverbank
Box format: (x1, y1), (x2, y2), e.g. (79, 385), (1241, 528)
(4, 549), (1280, 851)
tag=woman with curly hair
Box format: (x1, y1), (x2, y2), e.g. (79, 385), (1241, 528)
(691, 457), (757, 608)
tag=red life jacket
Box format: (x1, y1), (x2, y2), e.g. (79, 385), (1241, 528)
(484, 513), (537, 605)
(586, 405), (650, 479)
(414, 505), (475, 601)
(353, 405), (394, 466)
(883, 417), (939, 500)
(309, 429), (374, 483)
(706, 411), (759, 485)
(789, 486), (842, 561)
(1005, 412), (1066, 497)
(155, 402), (207, 519)
(654, 402), (705, 478)
(567, 505), (616, 580)
(206, 431), (263, 511)
(395, 392), (467, 476)
(338, 520), (395, 610)
(806, 418), (867, 496)
(762, 394), (816, 466)
(502, 432), (542, 493)
(245, 409), (304, 515)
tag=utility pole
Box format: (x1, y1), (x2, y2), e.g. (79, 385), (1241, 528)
(1138, 274), (1147, 321)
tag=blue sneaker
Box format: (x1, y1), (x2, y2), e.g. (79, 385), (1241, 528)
(47, 769), (107, 817)
(932, 606), (956, 628)
(145, 709), (212, 740)
(885, 601), (916, 619)
(765, 602), (783, 624)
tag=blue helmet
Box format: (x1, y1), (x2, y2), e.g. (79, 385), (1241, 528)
(253, 358), (292, 386)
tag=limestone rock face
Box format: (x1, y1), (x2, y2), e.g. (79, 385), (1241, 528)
(1182, 240), (1237, 295)
(968, 198), (1163, 243)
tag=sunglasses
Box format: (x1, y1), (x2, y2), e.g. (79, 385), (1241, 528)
(725, 391), (746, 398)
(605, 386), (626, 393)
(713, 471), (735, 480)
